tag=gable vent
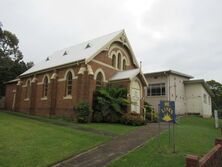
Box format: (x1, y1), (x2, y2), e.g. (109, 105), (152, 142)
(85, 43), (91, 49)
(63, 51), (68, 56)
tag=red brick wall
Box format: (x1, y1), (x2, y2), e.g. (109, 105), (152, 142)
(5, 83), (16, 110)
(93, 43), (137, 70)
(186, 138), (222, 167)
(13, 65), (81, 117)
(5, 42), (146, 118)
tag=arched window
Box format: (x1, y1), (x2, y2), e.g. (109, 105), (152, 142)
(96, 72), (104, 88)
(66, 71), (73, 95)
(25, 80), (31, 99)
(117, 53), (121, 69)
(122, 59), (126, 70)
(43, 77), (49, 97)
(112, 54), (116, 67)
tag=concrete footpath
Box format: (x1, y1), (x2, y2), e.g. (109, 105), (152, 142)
(53, 123), (168, 167)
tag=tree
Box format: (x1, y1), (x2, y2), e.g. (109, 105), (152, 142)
(207, 80), (222, 115)
(0, 25), (33, 96)
(0, 30), (23, 61)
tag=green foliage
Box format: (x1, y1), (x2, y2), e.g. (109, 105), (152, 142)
(93, 87), (129, 123)
(74, 101), (91, 123)
(92, 112), (104, 123)
(144, 101), (152, 113)
(0, 30), (22, 61)
(207, 80), (222, 116)
(0, 26), (33, 96)
(151, 111), (158, 122)
(121, 113), (146, 126)
(144, 102), (158, 122)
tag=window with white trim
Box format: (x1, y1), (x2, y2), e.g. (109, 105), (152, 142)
(117, 53), (121, 69)
(147, 83), (166, 96)
(96, 72), (104, 88)
(25, 80), (31, 98)
(112, 54), (116, 67)
(42, 77), (48, 97)
(66, 71), (73, 95)
(122, 59), (126, 70)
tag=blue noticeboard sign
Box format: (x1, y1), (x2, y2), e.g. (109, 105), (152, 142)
(159, 101), (176, 123)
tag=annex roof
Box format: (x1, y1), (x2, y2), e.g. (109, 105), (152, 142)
(144, 70), (193, 79)
(4, 78), (20, 84)
(21, 29), (138, 77)
(184, 79), (214, 97)
(110, 68), (148, 86)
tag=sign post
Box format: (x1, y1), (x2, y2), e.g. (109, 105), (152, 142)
(158, 104), (161, 153)
(214, 110), (219, 128)
(159, 100), (176, 153)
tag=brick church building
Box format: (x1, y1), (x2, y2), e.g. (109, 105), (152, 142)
(5, 30), (147, 118)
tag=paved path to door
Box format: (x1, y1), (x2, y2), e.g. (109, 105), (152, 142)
(53, 123), (168, 167)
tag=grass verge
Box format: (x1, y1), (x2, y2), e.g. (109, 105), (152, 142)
(108, 116), (222, 167)
(0, 112), (109, 167)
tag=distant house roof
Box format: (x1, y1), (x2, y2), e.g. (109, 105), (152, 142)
(144, 70), (193, 79)
(184, 79), (215, 97)
(110, 68), (148, 86)
(20, 29), (138, 77)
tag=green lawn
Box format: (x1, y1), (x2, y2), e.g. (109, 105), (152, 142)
(0, 112), (109, 167)
(3, 111), (138, 135)
(109, 116), (222, 167)
(79, 123), (139, 135)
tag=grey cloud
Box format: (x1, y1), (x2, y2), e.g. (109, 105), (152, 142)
(0, 0), (221, 82)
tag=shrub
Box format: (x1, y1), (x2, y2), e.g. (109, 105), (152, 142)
(144, 101), (152, 113)
(144, 102), (157, 122)
(151, 111), (158, 123)
(92, 111), (103, 123)
(217, 109), (222, 119)
(121, 113), (146, 126)
(92, 87), (129, 123)
(74, 101), (91, 123)
(105, 112), (122, 123)
(146, 112), (151, 121)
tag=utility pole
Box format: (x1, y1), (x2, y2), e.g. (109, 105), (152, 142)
(139, 61), (142, 71)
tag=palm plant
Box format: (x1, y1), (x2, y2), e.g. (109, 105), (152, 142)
(93, 87), (129, 122)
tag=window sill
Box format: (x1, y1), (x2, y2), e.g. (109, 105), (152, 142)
(63, 95), (72, 100)
(147, 95), (166, 97)
(41, 97), (48, 101)
(24, 98), (30, 101)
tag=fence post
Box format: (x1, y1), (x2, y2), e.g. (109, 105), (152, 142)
(215, 138), (222, 146)
(186, 155), (199, 167)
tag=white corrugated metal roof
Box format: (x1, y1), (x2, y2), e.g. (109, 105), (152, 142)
(144, 70), (193, 78)
(110, 68), (148, 86)
(21, 30), (124, 76)
(110, 69), (140, 81)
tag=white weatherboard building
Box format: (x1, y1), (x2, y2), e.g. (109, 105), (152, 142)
(144, 70), (214, 118)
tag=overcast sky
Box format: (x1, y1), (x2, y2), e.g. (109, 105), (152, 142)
(1, 0), (221, 82)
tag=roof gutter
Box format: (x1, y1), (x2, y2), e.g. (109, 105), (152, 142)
(19, 59), (85, 78)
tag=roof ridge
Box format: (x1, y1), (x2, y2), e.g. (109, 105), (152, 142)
(51, 29), (124, 56)
(20, 30), (124, 77)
